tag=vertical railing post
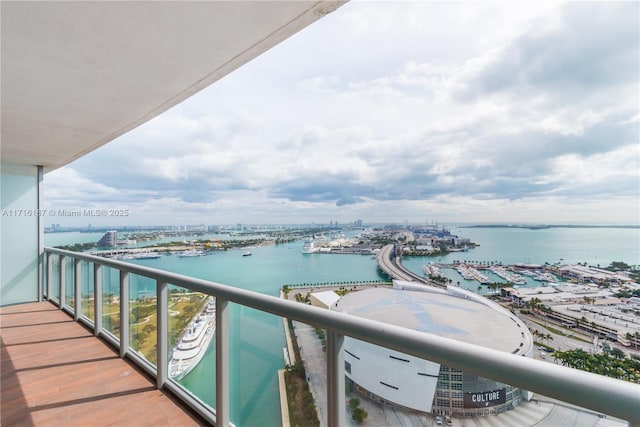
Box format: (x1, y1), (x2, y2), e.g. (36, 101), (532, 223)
(119, 270), (129, 358)
(59, 255), (65, 309)
(46, 252), (52, 301)
(157, 281), (168, 389)
(74, 258), (81, 321)
(326, 330), (345, 426)
(216, 297), (230, 427)
(94, 264), (102, 337)
(37, 166), (44, 301)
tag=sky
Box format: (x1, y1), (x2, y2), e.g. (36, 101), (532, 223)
(44, 1), (640, 227)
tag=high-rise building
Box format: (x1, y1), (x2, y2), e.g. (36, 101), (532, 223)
(97, 230), (117, 247)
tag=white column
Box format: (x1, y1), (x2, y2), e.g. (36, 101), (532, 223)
(156, 281), (168, 389)
(326, 330), (345, 426)
(216, 297), (230, 427)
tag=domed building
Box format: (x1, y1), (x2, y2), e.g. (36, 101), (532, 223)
(331, 282), (534, 417)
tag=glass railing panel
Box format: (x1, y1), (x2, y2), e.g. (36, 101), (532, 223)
(167, 286), (215, 406)
(80, 261), (94, 321)
(50, 254), (60, 302)
(64, 256), (75, 311)
(167, 285), (215, 381)
(101, 266), (121, 338)
(171, 303), (285, 425)
(128, 273), (157, 365)
(285, 317), (325, 427)
(229, 303), (287, 427)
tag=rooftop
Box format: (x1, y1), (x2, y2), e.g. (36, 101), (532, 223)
(334, 286), (528, 354)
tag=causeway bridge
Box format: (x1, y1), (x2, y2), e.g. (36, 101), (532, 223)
(375, 244), (446, 288)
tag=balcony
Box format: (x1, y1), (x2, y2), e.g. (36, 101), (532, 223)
(2, 247), (638, 426)
(1, 301), (206, 426)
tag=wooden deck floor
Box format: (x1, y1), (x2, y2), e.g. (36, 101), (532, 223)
(1, 301), (207, 426)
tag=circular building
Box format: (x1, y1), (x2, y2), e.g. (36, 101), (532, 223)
(332, 283), (533, 417)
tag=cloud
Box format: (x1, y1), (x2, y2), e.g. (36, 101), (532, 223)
(43, 1), (640, 225)
(459, 2), (639, 99)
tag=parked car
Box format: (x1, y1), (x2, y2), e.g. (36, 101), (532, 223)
(435, 415), (443, 425)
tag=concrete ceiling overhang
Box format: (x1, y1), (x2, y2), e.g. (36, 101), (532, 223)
(1, 1), (345, 172)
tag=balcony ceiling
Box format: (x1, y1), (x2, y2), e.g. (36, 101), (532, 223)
(1, 1), (344, 172)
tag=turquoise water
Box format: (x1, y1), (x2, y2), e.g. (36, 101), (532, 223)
(450, 226), (639, 267)
(45, 226), (639, 426)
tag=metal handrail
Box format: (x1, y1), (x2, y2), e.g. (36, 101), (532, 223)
(44, 247), (640, 425)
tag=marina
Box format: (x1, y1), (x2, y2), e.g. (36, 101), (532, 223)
(489, 265), (527, 285)
(423, 263), (443, 278)
(454, 264), (491, 284)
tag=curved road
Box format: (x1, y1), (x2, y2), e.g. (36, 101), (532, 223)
(376, 244), (446, 288)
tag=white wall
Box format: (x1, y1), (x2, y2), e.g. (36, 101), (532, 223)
(344, 337), (440, 413)
(1, 163), (40, 305)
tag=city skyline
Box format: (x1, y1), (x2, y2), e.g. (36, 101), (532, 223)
(43, 1), (640, 226)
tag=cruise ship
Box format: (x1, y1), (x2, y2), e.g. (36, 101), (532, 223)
(169, 297), (215, 381)
(301, 238), (316, 254)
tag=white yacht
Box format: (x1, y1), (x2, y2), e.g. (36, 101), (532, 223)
(130, 252), (161, 260)
(178, 249), (205, 257)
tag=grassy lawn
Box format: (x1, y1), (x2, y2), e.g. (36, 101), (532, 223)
(74, 292), (210, 365)
(528, 318), (593, 344)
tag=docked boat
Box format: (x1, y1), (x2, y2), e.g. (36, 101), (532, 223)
(169, 298), (215, 381)
(423, 263), (443, 278)
(301, 238), (316, 254)
(178, 249), (205, 257)
(456, 265), (490, 283)
(130, 252), (161, 260)
(489, 266), (526, 285)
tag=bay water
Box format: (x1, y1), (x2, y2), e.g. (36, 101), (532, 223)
(46, 226), (639, 426)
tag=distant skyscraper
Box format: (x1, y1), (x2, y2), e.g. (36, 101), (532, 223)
(97, 230), (117, 247)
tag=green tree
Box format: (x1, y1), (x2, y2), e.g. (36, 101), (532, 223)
(610, 347), (626, 360)
(349, 398), (368, 424)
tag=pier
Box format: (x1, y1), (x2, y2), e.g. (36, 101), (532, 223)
(375, 245), (446, 288)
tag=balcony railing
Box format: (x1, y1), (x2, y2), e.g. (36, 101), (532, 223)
(43, 247), (640, 426)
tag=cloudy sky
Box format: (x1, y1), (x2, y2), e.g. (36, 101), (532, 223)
(44, 1), (639, 226)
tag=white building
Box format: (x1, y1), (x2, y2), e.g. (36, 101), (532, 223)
(333, 283), (534, 417)
(309, 291), (340, 309)
(97, 230), (118, 247)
